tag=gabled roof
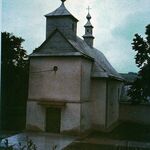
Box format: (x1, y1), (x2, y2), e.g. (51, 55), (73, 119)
(31, 29), (123, 80)
(31, 29), (93, 60)
(69, 37), (123, 80)
(45, 3), (78, 21)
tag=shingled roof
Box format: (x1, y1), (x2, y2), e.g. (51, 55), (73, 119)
(31, 29), (122, 80)
(45, 2), (78, 21)
(31, 1), (122, 81)
(69, 37), (123, 80)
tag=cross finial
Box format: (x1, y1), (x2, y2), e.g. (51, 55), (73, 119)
(87, 6), (91, 13)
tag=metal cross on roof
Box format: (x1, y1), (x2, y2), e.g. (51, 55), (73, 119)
(87, 6), (91, 13)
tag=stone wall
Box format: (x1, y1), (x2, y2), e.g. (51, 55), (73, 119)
(119, 103), (150, 124)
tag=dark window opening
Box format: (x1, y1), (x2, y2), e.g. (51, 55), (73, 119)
(72, 23), (74, 31)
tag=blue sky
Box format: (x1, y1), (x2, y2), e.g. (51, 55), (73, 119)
(2, 0), (150, 73)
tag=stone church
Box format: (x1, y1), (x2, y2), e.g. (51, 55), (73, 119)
(26, 0), (123, 134)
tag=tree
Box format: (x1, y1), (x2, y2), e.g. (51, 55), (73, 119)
(128, 24), (150, 104)
(1, 32), (29, 130)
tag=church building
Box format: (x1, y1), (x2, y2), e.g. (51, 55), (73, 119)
(26, 0), (123, 134)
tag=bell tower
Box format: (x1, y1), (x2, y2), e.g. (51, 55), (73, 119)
(45, 0), (78, 40)
(83, 6), (94, 47)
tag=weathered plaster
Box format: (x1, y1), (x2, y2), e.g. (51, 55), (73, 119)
(80, 58), (92, 102)
(28, 57), (82, 102)
(80, 102), (92, 132)
(90, 79), (107, 127)
(106, 80), (122, 128)
(26, 101), (45, 131)
(61, 103), (81, 133)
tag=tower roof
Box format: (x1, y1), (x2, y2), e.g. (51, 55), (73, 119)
(84, 13), (93, 27)
(45, 1), (78, 21)
(86, 13), (91, 20)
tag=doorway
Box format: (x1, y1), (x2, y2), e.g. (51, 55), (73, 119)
(46, 108), (61, 133)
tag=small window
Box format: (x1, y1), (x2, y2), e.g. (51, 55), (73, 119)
(72, 23), (74, 31)
(87, 29), (90, 33)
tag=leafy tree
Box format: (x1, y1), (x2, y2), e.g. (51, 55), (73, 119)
(128, 24), (150, 104)
(1, 32), (29, 130)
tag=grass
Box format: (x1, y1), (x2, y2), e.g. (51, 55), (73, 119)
(89, 122), (150, 142)
(64, 122), (150, 150)
(64, 143), (150, 150)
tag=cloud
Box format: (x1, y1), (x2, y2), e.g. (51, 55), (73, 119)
(2, 0), (150, 73)
(112, 11), (150, 40)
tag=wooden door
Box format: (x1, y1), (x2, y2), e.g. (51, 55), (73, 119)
(46, 108), (61, 133)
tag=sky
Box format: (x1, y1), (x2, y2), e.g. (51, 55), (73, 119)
(2, 0), (150, 73)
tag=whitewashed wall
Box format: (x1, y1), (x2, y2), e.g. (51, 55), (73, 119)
(90, 79), (107, 129)
(27, 56), (93, 133)
(107, 80), (122, 128)
(26, 101), (45, 131)
(28, 57), (82, 102)
(61, 103), (81, 133)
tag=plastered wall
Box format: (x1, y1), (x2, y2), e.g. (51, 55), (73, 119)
(61, 103), (81, 133)
(26, 101), (45, 131)
(28, 57), (81, 102)
(106, 80), (122, 127)
(80, 102), (92, 132)
(80, 58), (92, 101)
(90, 79), (107, 128)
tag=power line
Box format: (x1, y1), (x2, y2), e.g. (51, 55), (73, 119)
(30, 66), (58, 73)
(30, 69), (54, 73)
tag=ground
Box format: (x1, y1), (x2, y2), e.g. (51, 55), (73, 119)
(89, 122), (150, 142)
(64, 122), (150, 150)
(0, 132), (77, 150)
(1, 122), (150, 150)
(0, 131), (18, 140)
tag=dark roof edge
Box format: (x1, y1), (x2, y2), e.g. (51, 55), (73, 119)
(45, 14), (78, 22)
(108, 74), (124, 81)
(91, 74), (124, 81)
(31, 28), (94, 61)
(29, 53), (94, 61)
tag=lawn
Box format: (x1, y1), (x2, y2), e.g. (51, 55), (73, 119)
(64, 143), (150, 150)
(89, 122), (150, 142)
(64, 122), (150, 150)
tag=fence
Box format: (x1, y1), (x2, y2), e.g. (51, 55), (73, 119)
(119, 103), (150, 124)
